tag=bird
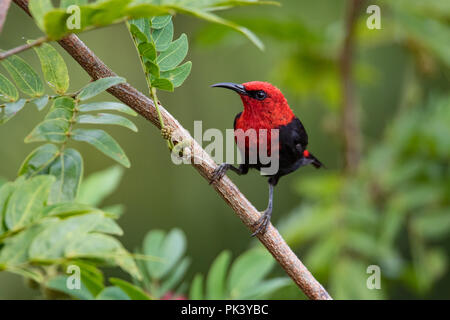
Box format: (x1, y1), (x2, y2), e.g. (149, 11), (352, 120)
(209, 81), (323, 236)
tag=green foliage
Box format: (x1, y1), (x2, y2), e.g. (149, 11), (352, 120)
(134, 228), (190, 299)
(0, 99), (26, 124)
(129, 16), (191, 92)
(27, 0), (275, 49)
(109, 278), (151, 300)
(278, 95), (450, 299)
(0, 73), (19, 102)
(31, 42), (70, 95)
(1, 54), (44, 98)
(76, 77), (125, 101)
(0, 43), (144, 299)
(190, 248), (290, 300)
(0, 176), (139, 285)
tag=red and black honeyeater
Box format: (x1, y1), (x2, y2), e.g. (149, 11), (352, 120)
(210, 81), (323, 236)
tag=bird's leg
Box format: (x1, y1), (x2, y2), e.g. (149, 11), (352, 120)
(251, 182), (274, 237)
(210, 163), (248, 184)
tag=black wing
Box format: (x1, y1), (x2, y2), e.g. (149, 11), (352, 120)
(279, 117), (308, 154)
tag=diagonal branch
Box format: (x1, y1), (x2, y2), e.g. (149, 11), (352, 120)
(0, 0), (11, 34)
(13, 0), (332, 300)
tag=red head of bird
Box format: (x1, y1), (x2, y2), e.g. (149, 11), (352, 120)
(211, 81), (295, 129)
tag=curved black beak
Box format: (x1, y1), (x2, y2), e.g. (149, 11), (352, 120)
(211, 82), (247, 95)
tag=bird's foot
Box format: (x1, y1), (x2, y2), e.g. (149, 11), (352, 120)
(209, 163), (230, 185)
(251, 210), (272, 237)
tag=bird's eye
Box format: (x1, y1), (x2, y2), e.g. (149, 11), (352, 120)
(255, 90), (267, 100)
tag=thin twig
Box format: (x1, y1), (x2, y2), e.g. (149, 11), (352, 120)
(0, 0), (11, 34)
(13, 0), (332, 300)
(0, 36), (48, 60)
(339, 0), (364, 173)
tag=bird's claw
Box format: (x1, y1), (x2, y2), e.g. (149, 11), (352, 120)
(209, 163), (229, 185)
(251, 211), (271, 237)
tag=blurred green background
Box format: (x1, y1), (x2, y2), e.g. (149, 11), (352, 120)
(0, 0), (449, 299)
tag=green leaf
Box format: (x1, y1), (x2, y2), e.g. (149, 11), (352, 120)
(77, 77), (126, 101)
(18, 143), (59, 177)
(160, 61), (192, 88)
(72, 129), (130, 167)
(46, 275), (94, 300)
(0, 222), (52, 265)
(153, 21), (174, 51)
(228, 248), (274, 299)
(64, 260), (104, 297)
(64, 233), (123, 259)
(125, 4), (171, 20)
(31, 43), (70, 94)
(0, 99), (26, 124)
(0, 182), (16, 234)
(0, 73), (19, 102)
(66, 235), (139, 280)
(25, 96), (74, 143)
(151, 78), (174, 91)
(43, 202), (97, 218)
(1, 54), (44, 97)
(159, 257), (190, 297)
(77, 165), (124, 206)
(129, 23), (149, 43)
(129, 18), (152, 41)
(238, 278), (290, 299)
(25, 118), (69, 143)
(29, 0), (54, 31)
(167, 5), (264, 50)
(48, 148), (83, 204)
(151, 15), (172, 29)
(208, 0), (280, 9)
(76, 113), (137, 132)
(78, 101), (137, 116)
(143, 228), (187, 280)
(29, 212), (104, 260)
(5, 266), (44, 283)
(157, 33), (189, 71)
(61, 0), (88, 8)
(109, 278), (151, 300)
(4, 175), (55, 230)
(31, 95), (50, 111)
(138, 42), (157, 61)
(91, 217), (123, 235)
(43, 9), (69, 40)
(101, 204), (125, 218)
(189, 274), (204, 300)
(206, 250), (231, 299)
(145, 60), (160, 78)
(97, 286), (130, 300)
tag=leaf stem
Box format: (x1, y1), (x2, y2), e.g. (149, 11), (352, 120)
(0, 36), (48, 60)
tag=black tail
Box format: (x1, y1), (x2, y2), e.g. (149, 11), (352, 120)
(308, 152), (324, 169)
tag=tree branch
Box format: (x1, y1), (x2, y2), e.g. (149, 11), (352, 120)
(13, 0), (332, 300)
(339, 0), (364, 173)
(0, 36), (48, 60)
(0, 0), (11, 34)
